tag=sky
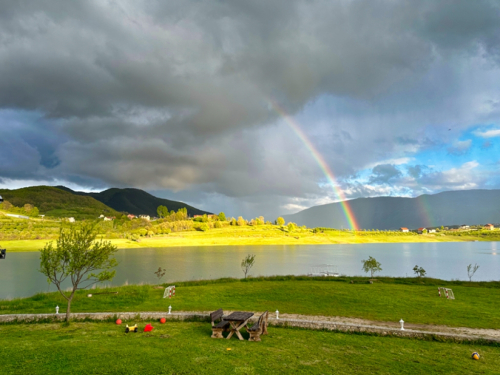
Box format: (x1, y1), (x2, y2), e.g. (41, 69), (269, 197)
(1, 0), (500, 220)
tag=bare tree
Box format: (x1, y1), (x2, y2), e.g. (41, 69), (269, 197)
(39, 223), (118, 322)
(467, 263), (480, 282)
(241, 254), (256, 279)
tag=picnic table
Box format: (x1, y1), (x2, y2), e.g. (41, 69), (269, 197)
(224, 311), (254, 340)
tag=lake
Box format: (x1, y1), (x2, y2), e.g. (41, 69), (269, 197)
(1, 242), (499, 300)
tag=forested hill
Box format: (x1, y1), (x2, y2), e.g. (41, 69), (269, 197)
(56, 186), (211, 217)
(0, 186), (119, 219)
(283, 189), (500, 230)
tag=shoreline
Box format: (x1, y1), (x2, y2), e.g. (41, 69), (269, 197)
(1, 232), (492, 252)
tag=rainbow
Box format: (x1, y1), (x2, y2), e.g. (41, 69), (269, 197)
(268, 100), (359, 230)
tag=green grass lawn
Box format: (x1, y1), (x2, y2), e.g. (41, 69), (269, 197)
(0, 321), (497, 374)
(2, 277), (500, 329)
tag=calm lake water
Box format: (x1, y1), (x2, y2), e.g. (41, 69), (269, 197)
(1, 242), (499, 300)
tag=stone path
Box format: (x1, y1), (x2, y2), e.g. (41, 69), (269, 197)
(1, 311), (498, 343)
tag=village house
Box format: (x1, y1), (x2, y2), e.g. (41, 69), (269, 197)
(427, 228), (436, 233)
(484, 223), (494, 230)
(194, 214), (216, 219)
(400, 227), (409, 233)
(417, 227), (425, 234)
(68, 217), (75, 223)
(460, 224), (470, 230)
(127, 214), (136, 219)
(139, 215), (150, 221)
(103, 217), (113, 221)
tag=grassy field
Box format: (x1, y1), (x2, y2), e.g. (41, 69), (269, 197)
(0, 321), (497, 374)
(2, 277), (500, 329)
(2, 224), (496, 252)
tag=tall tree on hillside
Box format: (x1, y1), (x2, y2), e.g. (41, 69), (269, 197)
(157, 205), (169, 218)
(39, 223), (118, 322)
(218, 212), (226, 222)
(276, 217), (285, 226)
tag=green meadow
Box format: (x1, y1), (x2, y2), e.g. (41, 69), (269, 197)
(3, 225), (498, 253)
(2, 277), (500, 330)
(0, 321), (497, 375)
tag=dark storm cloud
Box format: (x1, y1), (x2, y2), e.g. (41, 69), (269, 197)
(407, 165), (424, 179)
(369, 164), (402, 185)
(1, 0), (500, 217)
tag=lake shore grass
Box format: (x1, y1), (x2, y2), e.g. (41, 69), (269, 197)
(1, 321), (498, 374)
(2, 277), (500, 330)
(2, 225), (495, 252)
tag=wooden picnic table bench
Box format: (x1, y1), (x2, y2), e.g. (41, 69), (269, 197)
(223, 311), (254, 340)
(210, 309), (230, 338)
(247, 311), (268, 342)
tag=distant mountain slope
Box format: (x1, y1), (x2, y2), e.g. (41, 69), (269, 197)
(56, 186), (211, 217)
(283, 189), (500, 230)
(0, 186), (119, 219)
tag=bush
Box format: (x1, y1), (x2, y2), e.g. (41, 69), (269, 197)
(196, 223), (209, 232)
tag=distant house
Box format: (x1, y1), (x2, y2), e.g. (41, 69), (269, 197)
(103, 217), (113, 221)
(460, 224), (470, 230)
(400, 227), (409, 233)
(139, 215), (150, 221)
(417, 227), (425, 234)
(427, 229), (436, 233)
(484, 224), (494, 230)
(99, 214), (105, 218)
(193, 214), (216, 219)
(68, 217), (75, 223)
(127, 214), (136, 219)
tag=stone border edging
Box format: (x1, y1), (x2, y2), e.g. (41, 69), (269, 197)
(1, 311), (499, 345)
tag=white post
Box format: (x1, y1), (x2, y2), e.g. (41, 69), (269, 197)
(56, 305), (59, 315)
(168, 305), (172, 314)
(276, 310), (279, 320)
(399, 319), (404, 330)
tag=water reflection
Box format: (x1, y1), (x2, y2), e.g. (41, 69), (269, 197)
(1, 242), (499, 299)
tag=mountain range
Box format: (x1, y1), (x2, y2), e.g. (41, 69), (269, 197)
(283, 189), (500, 230)
(0, 185), (210, 219)
(55, 186), (210, 217)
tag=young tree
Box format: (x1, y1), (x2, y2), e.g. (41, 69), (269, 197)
(241, 254), (256, 279)
(154, 267), (166, 283)
(39, 223), (118, 322)
(413, 265), (426, 278)
(157, 205), (169, 218)
(237, 216), (246, 226)
(276, 217), (285, 226)
(467, 263), (480, 281)
(361, 256), (382, 278)
(218, 212), (226, 222)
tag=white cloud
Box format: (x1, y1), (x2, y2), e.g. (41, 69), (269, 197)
(474, 129), (500, 138)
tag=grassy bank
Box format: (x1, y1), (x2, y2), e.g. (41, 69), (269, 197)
(0, 321), (497, 374)
(2, 225), (495, 252)
(2, 277), (500, 329)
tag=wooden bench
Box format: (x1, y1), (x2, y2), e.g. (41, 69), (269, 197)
(247, 310), (268, 342)
(210, 309), (230, 338)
